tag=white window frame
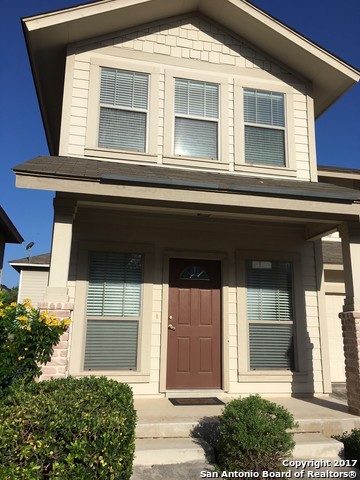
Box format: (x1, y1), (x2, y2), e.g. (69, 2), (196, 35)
(85, 57), (160, 163)
(163, 69), (229, 170)
(98, 68), (149, 153)
(84, 251), (144, 371)
(243, 89), (286, 167)
(236, 251), (308, 382)
(174, 78), (220, 161)
(69, 241), (154, 382)
(234, 79), (297, 176)
(246, 259), (295, 371)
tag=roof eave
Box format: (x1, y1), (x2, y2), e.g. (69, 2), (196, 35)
(0, 207), (24, 244)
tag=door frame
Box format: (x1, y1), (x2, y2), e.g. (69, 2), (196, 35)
(159, 250), (230, 393)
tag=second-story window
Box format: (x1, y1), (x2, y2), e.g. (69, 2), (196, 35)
(99, 67), (149, 152)
(174, 78), (219, 160)
(244, 89), (286, 167)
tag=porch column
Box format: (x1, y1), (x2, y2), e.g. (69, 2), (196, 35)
(339, 222), (360, 415)
(38, 198), (76, 380)
(44, 197), (77, 303)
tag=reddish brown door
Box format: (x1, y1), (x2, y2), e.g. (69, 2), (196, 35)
(166, 258), (221, 389)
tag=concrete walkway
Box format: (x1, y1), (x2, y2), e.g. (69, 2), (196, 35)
(132, 462), (359, 479)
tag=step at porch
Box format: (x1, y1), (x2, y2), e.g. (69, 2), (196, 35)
(134, 434), (343, 467)
(134, 438), (213, 466)
(134, 396), (360, 466)
(292, 433), (343, 459)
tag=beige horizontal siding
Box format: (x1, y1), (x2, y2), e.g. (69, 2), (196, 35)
(19, 269), (49, 306)
(62, 14), (311, 180)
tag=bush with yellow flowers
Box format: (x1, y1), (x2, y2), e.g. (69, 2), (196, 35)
(0, 291), (71, 391)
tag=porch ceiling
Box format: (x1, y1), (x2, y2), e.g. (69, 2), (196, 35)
(14, 156), (360, 238)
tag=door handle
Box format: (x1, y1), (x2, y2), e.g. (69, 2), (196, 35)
(168, 324), (176, 331)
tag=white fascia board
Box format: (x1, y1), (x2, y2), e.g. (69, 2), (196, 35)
(9, 263), (50, 268)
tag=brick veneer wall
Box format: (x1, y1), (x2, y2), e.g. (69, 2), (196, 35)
(38, 302), (73, 381)
(339, 311), (360, 415)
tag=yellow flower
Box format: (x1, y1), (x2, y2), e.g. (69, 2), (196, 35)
(10, 302), (17, 307)
(18, 356), (25, 361)
(23, 298), (32, 308)
(18, 315), (29, 323)
(26, 326), (31, 332)
(24, 347), (29, 351)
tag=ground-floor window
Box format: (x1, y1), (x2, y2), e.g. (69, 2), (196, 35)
(84, 251), (143, 370)
(246, 260), (294, 370)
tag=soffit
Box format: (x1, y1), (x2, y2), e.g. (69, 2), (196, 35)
(22, 0), (360, 154)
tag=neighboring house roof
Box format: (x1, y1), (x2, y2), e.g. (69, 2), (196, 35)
(318, 165), (360, 177)
(318, 165), (360, 191)
(14, 156), (360, 204)
(22, 0), (360, 155)
(9, 253), (50, 273)
(322, 241), (343, 265)
(0, 206), (23, 243)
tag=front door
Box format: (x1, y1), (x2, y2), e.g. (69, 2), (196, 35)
(166, 258), (221, 389)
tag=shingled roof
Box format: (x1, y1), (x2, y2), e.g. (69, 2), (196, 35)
(14, 156), (360, 204)
(9, 253), (50, 273)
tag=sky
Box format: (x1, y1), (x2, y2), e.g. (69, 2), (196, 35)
(0, 0), (359, 287)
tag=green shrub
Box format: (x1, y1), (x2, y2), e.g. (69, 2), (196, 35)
(334, 429), (360, 464)
(0, 376), (136, 479)
(0, 293), (71, 391)
(216, 395), (297, 473)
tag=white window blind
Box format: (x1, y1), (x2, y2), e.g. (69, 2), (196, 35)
(244, 89), (286, 167)
(84, 320), (138, 370)
(246, 260), (295, 370)
(84, 252), (143, 371)
(99, 68), (148, 152)
(174, 78), (219, 159)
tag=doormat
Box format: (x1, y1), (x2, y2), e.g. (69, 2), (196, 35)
(169, 397), (225, 406)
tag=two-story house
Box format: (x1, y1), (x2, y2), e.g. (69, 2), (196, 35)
(14, 0), (360, 412)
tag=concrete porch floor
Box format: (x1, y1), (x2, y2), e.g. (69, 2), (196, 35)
(134, 391), (360, 438)
(132, 390), (360, 478)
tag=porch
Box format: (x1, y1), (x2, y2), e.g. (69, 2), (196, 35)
(133, 389), (360, 467)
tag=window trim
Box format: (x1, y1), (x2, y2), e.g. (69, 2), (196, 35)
(174, 78), (220, 161)
(246, 259), (295, 371)
(85, 57), (160, 163)
(236, 250), (307, 380)
(234, 79), (297, 176)
(84, 251), (144, 371)
(69, 241), (154, 381)
(163, 68), (229, 170)
(99, 68), (149, 153)
(243, 88), (286, 168)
